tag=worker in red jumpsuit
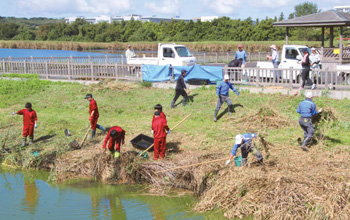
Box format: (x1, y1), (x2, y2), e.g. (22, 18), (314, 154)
(152, 104), (166, 122)
(85, 94), (105, 139)
(152, 111), (170, 160)
(12, 102), (37, 147)
(103, 126), (125, 160)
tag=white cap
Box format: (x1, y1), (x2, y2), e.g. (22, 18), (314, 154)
(305, 91), (313, 99)
(235, 134), (244, 145)
(311, 47), (316, 51)
(224, 74), (229, 80)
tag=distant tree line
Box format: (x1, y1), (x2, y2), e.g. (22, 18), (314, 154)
(0, 2), (348, 43)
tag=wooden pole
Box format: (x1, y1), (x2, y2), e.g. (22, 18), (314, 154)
(155, 158), (227, 174)
(138, 113), (191, 157)
(80, 127), (91, 148)
(2, 109), (16, 149)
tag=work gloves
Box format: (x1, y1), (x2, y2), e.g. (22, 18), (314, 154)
(34, 123), (37, 128)
(12, 112), (16, 115)
(167, 130), (171, 134)
(225, 159), (231, 166)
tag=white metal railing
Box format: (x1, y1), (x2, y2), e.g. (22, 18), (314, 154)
(223, 66), (350, 89)
(1, 59), (349, 89)
(0, 60), (141, 81)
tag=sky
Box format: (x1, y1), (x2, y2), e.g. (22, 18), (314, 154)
(0, 0), (349, 20)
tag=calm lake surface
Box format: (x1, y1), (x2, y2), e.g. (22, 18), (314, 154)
(0, 167), (224, 220)
(0, 48), (119, 58)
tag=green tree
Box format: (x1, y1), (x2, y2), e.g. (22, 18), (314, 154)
(293, 1), (320, 18)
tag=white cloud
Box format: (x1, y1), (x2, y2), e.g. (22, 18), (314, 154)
(245, 0), (293, 9)
(144, 0), (181, 15)
(17, 0), (133, 16)
(196, 0), (240, 14)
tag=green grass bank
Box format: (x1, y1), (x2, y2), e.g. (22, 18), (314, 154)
(1, 76), (350, 219)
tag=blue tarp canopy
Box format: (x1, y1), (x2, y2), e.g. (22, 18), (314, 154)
(142, 64), (171, 82)
(142, 64), (223, 82)
(173, 65), (222, 82)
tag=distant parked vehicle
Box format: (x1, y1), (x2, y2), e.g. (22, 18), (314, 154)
(126, 43), (196, 66)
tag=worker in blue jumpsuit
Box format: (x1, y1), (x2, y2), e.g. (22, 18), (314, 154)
(297, 91), (322, 151)
(225, 133), (263, 166)
(214, 74), (239, 122)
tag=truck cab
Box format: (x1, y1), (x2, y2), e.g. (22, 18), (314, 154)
(126, 43), (196, 66)
(278, 45), (310, 69)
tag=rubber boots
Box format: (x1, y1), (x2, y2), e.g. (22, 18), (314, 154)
(301, 137), (311, 151)
(91, 130), (96, 139)
(171, 100), (175, 108)
(97, 124), (105, 135)
(182, 97), (187, 106)
(115, 151), (120, 160)
(28, 137), (34, 145)
(22, 137), (27, 147)
(213, 110), (219, 122)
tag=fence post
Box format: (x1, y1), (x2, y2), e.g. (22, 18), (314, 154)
(215, 53), (218, 63)
(105, 55), (108, 65)
(67, 61), (71, 80)
(204, 53), (206, 64)
(115, 63), (118, 81)
(51, 56), (53, 63)
(88, 55), (91, 64)
(325, 68), (329, 87)
(258, 52), (261, 61)
(2, 59), (5, 73)
(91, 63), (94, 81)
(45, 61), (49, 79)
(70, 56), (73, 63)
(9, 56), (13, 73)
(256, 67), (260, 86)
(226, 53), (229, 62)
(30, 56), (34, 73)
(121, 55), (124, 65)
(289, 67), (293, 89)
(24, 60), (27, 74)
(248, 52), (251, 62)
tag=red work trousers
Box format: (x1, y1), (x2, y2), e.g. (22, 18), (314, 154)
(153, 137), (166, 160)
(23, 125), (34, 137)
(107, 139), (121, 152)
(90, 117), (98, 130)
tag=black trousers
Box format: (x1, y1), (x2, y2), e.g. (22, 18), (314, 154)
(301, 68), (313, 88)
(172, 89), (187, 103)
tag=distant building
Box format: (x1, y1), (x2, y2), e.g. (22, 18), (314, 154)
(334, 6), (350, 13)
(65, 14), (192, 24)
(200, 16), (220, 22)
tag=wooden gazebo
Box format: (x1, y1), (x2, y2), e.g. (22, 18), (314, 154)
(273, 10), (350, 63)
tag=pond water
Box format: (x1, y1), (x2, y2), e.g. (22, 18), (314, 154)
(0, 48), (120, 58)
(0, 167), (224, 220)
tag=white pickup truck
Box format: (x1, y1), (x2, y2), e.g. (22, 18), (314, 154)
(126, 43), (196, 66)
(255, 45), (350, 84)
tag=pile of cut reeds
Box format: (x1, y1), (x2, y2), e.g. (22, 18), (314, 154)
(194, 147), (350, 219)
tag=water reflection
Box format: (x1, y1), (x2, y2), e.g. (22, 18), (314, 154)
(0, 168), (224, 220)
(22, 176), (39, 214)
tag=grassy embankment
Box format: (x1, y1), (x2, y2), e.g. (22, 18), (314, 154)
(1, 75), (350, 219)
(0, 40), (326, 52)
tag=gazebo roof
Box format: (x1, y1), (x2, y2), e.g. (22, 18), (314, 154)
(273, 10), (350, 27)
